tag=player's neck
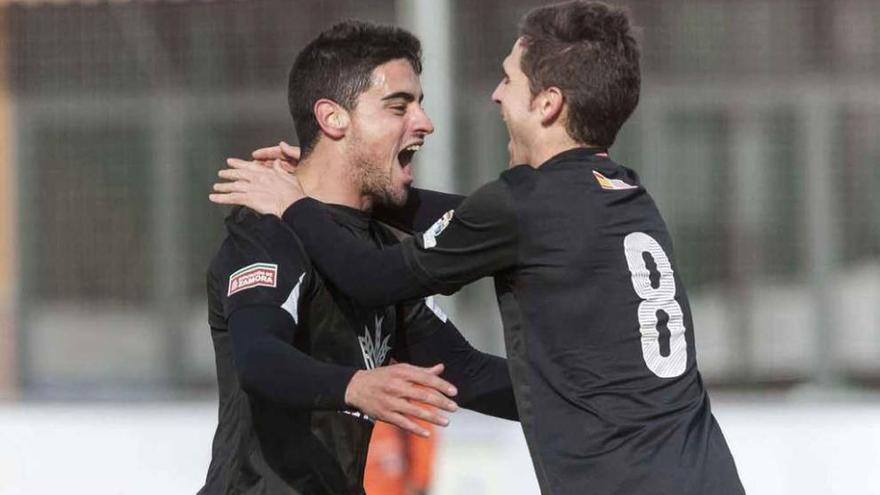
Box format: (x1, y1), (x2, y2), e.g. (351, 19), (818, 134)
(527, 127), (586, 168)
(296, 148), (370, 211)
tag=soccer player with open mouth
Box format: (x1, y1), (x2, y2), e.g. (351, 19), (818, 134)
(202, 21), (517, 495)
(212, 2), (745, 494)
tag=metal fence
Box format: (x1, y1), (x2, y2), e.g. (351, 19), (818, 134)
(3, 0), (879, 398)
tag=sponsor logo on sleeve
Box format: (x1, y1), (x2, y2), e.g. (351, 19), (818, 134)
(422, 209), (455, 249)
(228, 263), (278, 296)
(593, 170), (638, 191)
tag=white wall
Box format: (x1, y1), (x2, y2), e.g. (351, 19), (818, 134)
(1, 397), (878, 494)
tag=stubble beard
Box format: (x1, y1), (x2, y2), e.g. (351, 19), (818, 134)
(348, 134), (408, 208)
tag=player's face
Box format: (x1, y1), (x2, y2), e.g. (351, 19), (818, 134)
(346, 59), (434, 207)
(491, 39), (541, 167)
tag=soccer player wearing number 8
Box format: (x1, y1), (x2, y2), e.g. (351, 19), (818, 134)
(212, 2), (744, 494)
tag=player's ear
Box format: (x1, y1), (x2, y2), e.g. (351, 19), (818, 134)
(314, 99), (350, 140)
(538, 86), (565, 126)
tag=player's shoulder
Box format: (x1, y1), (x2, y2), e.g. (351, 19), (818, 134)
(499, 164), (537, 186)
(207, 208), (315, 322)
(463, 176), (517, 211)
(587, 158), (644, 194)
(210, 207), (312, 280)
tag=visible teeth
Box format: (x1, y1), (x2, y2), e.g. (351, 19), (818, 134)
(404, 144), (421, 152)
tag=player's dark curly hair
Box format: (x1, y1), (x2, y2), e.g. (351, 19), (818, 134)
(519, 1), (640, 148)
(288, 21), (422, 158)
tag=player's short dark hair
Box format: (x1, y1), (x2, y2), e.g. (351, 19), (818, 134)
(288, 21), (423, 158)
(519, 1), (640, 148)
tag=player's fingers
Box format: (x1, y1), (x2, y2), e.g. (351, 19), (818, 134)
(394, 399), (450, 427)
(209, 192), (244, 205)
(212, 181), (248, 193)
(403, 367), (458, 397)
(226, 158), (262, 170)
(383, 412), (430, 438)
(218, 168), (257, 181)
(400, 384), (458, 412)
(251, 146), (284, 160)
(426, 363), (445, 375)
(269, 159), (294, 178)
(279, 141), (302, 161)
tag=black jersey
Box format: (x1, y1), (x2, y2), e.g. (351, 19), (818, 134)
(282, 148), (744, 495)
(201, 205), (452, 495)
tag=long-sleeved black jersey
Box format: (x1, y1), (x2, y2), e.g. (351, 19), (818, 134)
(281, 148), (745, 495)
(200, 195), (517, 495)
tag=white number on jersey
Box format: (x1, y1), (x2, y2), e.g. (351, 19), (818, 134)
(623, 232), (687, 378)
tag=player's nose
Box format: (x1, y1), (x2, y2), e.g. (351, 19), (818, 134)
(491, 82), (503, 104)
(413, 105), (434, 136)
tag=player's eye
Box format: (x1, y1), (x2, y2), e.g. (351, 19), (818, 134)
(390, 105), (407, 114)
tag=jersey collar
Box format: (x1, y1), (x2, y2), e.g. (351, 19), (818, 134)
(539, 147), (610, 169)
(324, 203), (372, 232)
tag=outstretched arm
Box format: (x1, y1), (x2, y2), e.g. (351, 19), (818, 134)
(395, 299), (518, 421)
(373, 188), (465, 234)
(210, 159), (518, 308)
(285, 198), (435, 305)
(248, 142), (465, 233)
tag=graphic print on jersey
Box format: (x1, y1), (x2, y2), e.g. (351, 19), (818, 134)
(280, 273), (306, 323)
(359, 314), (391, 370)
(227, 262), (278, 296)
(623, 232), (688, 378)
(593, 170), (638, 190)
(422, 210), (455, 249)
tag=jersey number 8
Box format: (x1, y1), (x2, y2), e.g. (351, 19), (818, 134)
(623, 232), (687, 378)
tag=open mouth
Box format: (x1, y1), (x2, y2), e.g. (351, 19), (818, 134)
(398, 143), (421, 167)
(397, 143), (421, 180)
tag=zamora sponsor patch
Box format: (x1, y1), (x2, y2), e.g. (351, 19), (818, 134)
(228, 263), (278, 296)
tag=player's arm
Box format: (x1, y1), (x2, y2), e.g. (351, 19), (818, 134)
(220, 214), (458, 435)
(249, 143), (464, 233)
(395, 299), (518, 421)
(220, 215), (355, 409)
(284, 181), (517, 306)
(405, 322), (517, 421)
(210, 160), (519, 307)
(372, 187), (465, 234)
(229, 305), (353, 410)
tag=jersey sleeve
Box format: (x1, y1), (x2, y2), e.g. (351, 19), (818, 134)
(219, 210), (310, 322)
(401, 180), (519, 295)
(229, 306), (355, 410)
(280, 180), (518, 307)
(217, 210), (356, 410)
(372, 187), (466, 233)
(393, 297), (518, 421)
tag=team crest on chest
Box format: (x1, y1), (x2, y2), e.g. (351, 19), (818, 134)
(228, 263), (278, 296)
(358, 314), (391, 370)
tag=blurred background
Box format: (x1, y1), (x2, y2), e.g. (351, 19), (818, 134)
(0, 0), (878, 493)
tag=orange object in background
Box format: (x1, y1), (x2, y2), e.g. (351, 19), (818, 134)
(364, 420), (437, 495)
